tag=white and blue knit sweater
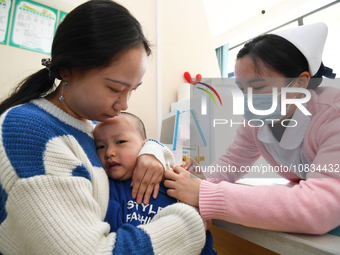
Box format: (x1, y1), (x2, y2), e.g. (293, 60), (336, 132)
(0, 98), (205, 255)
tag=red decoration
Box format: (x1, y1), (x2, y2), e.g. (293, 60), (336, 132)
(184, 71), (191, 83)
(196, 74), (202, 82)
(184, 72), (202, 85)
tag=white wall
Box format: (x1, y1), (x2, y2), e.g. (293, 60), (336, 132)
(0, 0), (220, 140)
(0, 0), (74, 102)
(161, 0), (221, 116)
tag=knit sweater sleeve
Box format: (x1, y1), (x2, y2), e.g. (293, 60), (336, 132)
(138, 139), (175, 169)
(0, 104), (205, 255)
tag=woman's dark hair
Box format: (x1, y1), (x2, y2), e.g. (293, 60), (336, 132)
(237, 34), (322, 89)
(0, 0), (151, 115)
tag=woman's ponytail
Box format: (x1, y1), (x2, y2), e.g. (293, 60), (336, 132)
(0, 68), (55, 115)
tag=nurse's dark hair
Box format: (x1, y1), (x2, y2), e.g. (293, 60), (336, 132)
(237, 34), (322, 89)
(120, 112), (147, 139)
(0, 0), (151, 115)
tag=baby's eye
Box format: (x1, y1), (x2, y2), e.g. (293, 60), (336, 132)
(96, 145), (105, 150)
(117, 140), (126, 144)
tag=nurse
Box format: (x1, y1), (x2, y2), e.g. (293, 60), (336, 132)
(164, 22), (340, 234)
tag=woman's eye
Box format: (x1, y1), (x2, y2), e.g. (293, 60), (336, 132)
(108, 85), (124, 93)
(110, 88), (121, 93)
(96, 145), (105, 150)
(117, 140), (126, 144)
(253, 86), (265, 90)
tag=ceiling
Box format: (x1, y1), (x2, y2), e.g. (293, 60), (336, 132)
(61, 0), (287, 39)
(60, 0), (334, 45)
(201, 0), (287, 39)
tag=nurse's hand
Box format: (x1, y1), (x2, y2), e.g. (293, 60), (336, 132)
(181, 156), (199, 170)
(181, 157), (205, 179)
(131, 154), (164, 205)
(164, 166), (202, 207)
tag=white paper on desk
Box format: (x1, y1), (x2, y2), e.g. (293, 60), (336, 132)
(235, 178), (290, 186)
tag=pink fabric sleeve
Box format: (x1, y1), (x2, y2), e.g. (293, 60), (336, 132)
(199, 178), (340, 234)
(199, 111), (340, 234)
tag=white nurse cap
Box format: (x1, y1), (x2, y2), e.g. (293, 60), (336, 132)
(271, 22), (335, 78)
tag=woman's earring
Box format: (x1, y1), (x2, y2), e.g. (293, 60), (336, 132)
(59, 82), (68, 101)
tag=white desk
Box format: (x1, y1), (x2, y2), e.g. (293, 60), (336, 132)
(213, 219), (340, 255)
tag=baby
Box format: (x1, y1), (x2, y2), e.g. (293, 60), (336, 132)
(94, 112), (216, 255)
(94, 112), (178, 227)
(94, 112), (148, 182)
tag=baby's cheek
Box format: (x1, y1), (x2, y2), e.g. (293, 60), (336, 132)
(124, 154), (138, 169)
(127, 154), (138, 164)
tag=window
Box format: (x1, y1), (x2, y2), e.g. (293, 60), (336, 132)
(219, 2), (340, 78)
(227, 44), (243, 77)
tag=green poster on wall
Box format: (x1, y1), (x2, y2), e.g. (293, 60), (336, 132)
(0, 0), (12, 45)
(9, 0), (58, 54)
(58, 10), (67, 25)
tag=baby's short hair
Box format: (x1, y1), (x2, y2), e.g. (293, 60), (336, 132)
(121, 112), (147, 140)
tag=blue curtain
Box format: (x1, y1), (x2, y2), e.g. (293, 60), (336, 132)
(215, 43), (229, 78)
